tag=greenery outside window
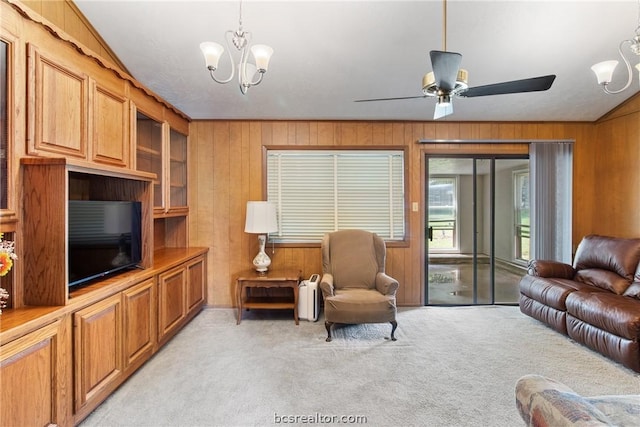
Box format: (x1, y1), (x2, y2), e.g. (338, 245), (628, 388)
(266, 148), (406, 244)
(428, 176), (458, 251)
(514, 169), (530, 262)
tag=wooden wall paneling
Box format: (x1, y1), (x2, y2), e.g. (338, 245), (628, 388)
(187, 122), (214, 303)
(407, 123), (425, 304)
(571, 123), (595, 245)
(190, 118), (638, 306)
(212, 122), (232, 305)
(229, 122), (245, 278)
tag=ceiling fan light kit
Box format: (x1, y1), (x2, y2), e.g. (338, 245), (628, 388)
(199, 0), (273, 95)
(354, 0), (555, 119)
(591, 0), (640, 94)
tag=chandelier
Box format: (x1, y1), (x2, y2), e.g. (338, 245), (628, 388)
(199, 1), (273, 95)
(591, 0), (640, 94)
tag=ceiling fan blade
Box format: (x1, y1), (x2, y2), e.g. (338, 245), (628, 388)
(430, 50), (462, 91)
(459, 75), (556, 98)
(433, 102), (453, 120)
(354, 95), (428, 102)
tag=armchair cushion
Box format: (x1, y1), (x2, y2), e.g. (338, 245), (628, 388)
(324, 229), (378, 289)
(324, 288), (396, 324)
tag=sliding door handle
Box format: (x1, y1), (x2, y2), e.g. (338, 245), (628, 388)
(428, 226), (433, 241)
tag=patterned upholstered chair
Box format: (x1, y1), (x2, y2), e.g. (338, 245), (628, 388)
(516, 375), (640, 426)
(320, 229), (399, 342)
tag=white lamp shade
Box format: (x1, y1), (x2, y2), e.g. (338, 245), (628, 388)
(244, 201), (278, 234)
(591, 60), (619, 84)
(250, 44), (273, 72)
(200, 42), (225, 70)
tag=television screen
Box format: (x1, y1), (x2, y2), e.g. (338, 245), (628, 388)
(68, 200), (142, 287)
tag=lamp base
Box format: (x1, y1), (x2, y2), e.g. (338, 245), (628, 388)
(252, 234), (271, 273)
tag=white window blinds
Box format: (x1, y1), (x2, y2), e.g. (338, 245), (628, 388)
(267, 150), (405, 243)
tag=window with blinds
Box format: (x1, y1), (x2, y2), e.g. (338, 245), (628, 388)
(267, 149), (405, 243)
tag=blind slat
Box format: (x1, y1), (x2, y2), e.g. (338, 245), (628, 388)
(267, 150), (405, 243)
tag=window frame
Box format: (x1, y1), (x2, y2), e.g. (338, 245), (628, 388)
(513, 168), (530, 264)
(263, 145), (410, 248)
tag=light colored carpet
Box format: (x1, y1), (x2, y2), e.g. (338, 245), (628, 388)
(80, 306), (640, 427)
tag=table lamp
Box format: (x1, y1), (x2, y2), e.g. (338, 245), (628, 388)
(244, 201), (278, 273)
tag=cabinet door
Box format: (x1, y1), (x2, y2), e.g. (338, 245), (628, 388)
(135, 111), (164, 210)
(168, 128), (188, 213)
(0, 320), (70, 427)
(74, 294), (123, 412)
(187, 255), (206, 313)
(123, 278), (156, 371)
(158, 266), (186, 344)
(27, 43), (89, 158)
(91, 81), (130, 167)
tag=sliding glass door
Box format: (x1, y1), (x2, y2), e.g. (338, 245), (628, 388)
(426, 155), (529, 305)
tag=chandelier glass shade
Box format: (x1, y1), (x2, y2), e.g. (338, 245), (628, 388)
(199, 1), (273, 95)
(591, 1), (640, 94)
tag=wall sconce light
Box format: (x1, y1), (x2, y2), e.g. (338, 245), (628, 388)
(244, 201), (278, 273)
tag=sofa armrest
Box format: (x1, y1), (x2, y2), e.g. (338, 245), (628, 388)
(527, 260), (575, 279)
(375, 272), (399, 296)
(320, 273), (334, 298)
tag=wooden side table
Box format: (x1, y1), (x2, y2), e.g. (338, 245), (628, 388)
(236, 269), (302, 325)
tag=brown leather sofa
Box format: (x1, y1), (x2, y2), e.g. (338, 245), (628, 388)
(519, 235), (640, 372)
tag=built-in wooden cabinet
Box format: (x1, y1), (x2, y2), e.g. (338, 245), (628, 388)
(123, 277), (156, 372)
(157, 254), (206, 346)
(187, 255), (206, 312)
(1, 3), (200, 426)
(73, 293), (123, 416)
(91, 79), (130, 168)
(73, 275), (157, 423)
(21, 158), (154, 306)
(27, 42), (132, 168)
(27, 42), (89, 159)
(135, 113), (189, 218)
(135, 111), (164, 209)
(0, 318), (72, 427)
(158, 265), (186, 345)
(169, 128), (188, 212)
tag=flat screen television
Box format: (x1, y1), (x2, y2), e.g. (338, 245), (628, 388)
(68, 200), (142, 288)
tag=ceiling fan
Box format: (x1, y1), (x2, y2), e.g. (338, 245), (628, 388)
(355, 2), (556, 120)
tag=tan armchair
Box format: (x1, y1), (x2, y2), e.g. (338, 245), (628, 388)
(320, 229), (399, 342)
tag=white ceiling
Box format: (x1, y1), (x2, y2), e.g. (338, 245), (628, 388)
(73, 0), (640, 122)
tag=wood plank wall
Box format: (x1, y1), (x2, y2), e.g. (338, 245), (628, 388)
(188, 118), (640, 308)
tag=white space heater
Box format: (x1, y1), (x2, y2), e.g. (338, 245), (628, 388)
(298, 274), (320, 321)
